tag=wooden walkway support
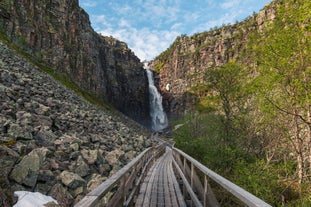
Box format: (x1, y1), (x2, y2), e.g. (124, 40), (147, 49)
(75, 141), (272, 207)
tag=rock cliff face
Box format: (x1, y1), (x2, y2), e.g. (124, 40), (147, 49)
(0, 0), (149, 126)
(0, 41), (151, 206)
(151, 2), (276, 117)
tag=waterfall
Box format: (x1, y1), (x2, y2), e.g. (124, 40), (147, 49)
(144, 63), (168, 131)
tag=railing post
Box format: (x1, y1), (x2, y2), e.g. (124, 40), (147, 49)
(183, 156), (187, 198)
(190, 162), (194, 207)
(121, 173), (127, 206)
(204, 175), (207, 207)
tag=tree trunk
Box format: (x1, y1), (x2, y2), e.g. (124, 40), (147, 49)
(294, 114), (304, 184)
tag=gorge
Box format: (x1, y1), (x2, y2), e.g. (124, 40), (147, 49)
(1, 0), (310, 206)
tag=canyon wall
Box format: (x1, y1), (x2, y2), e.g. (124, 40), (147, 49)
(151, 2), (276, 117)
(0, 0), (150, 125)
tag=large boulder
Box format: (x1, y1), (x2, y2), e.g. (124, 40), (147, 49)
(10, 148), (49, 187)
(59, 171), (86, 189)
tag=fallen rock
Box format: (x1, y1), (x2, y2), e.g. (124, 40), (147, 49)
(8, 124), (33, 140)
(81, 149), (102, 165)
(49, 183), (74, 206)
(105, 149), (125, 166)
(10, 148), (49, 187)
(74, 156), (90, 177)
(35, 129), (57, 147)
(60, 171), (86, 189)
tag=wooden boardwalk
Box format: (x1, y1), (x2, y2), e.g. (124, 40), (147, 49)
(135, 147), (187, 207)
(75, 142), (272, 207)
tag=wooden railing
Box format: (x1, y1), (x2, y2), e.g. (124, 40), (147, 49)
(75, 139), (272, 207)
(74, 143), (166, 207)
(172, 147), (272, 207)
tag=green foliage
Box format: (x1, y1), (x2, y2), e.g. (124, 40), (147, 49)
(174, 0), (311, 201)
(233, 159), (297, 205)
(248, 0), (311, 184)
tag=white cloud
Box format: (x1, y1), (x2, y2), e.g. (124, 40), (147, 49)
(194, 11), (240, 33)
(98, 26), (179, 61)
(220, 0), (241, 10)
(80, 1), (97, 8)
(80, 0), (272, 60)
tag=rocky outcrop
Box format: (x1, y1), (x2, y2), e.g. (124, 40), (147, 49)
(0, 0), (150, 126)
(0, 41), (152, 206)
(151, 2), (276, 116)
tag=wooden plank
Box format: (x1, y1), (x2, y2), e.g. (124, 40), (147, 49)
(168, 152), (187, 207)
(158, 153), (168, 207)
(125, 152), (156, 206)
(163, 152), (172, 207)
(166, 151), (180, 207)
(141, 156), (162, 207)
(173, 148), (272, 207)
(135, 159), (158, 207)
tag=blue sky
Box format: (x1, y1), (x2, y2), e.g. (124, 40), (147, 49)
(79, 0), (272, 61)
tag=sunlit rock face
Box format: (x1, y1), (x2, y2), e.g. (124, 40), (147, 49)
(151, 2), (276, 117)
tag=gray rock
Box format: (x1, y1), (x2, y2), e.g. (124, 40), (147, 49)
(105, 149), (125, 166)
(0, 146), (19, 177)
(10, 148), (49, 187)
(15, 111), (33, 126)
(35, 129), (57, 147)
(34, 103), (50, 115)
(125, 150), (136, 161)
(87, 174), (107, 192)
(70, 143), (79, 152)
(60, 171), (86, 189)
(74, 156), (90, 177)
(81, 149), (100, 165)
(49, 183), (74, 207)
(8, 124), (33, 140)
(33, 115), (53, 129)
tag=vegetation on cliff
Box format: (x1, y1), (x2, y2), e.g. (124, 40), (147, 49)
(172, 0), (311, 205)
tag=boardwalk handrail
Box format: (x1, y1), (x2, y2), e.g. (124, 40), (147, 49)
(75, 143), (166, 207)
(172, 147), (272, 207)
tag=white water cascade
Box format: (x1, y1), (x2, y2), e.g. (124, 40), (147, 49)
(144, 63), (168, 131)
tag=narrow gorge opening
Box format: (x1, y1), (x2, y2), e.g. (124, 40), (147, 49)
(144, 62), (168, 131)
